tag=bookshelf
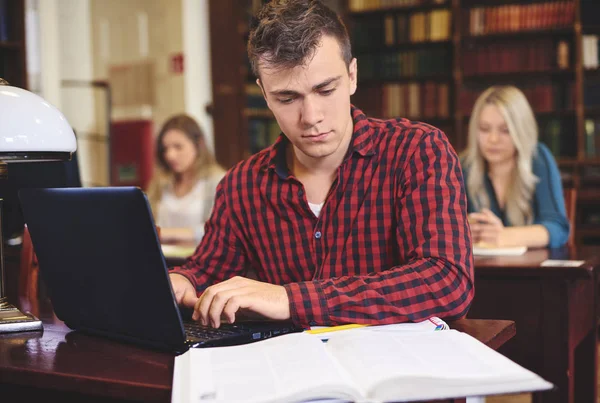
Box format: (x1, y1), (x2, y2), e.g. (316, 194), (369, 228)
(208, 0), (600, 245)
(0, 0), (27, 89)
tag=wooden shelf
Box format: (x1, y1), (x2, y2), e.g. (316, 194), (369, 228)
(0, 41), (23, 49)
(558, 159), (580, 167)
(401, 116), (453, 124)
(462, 69), (575, 82)
(578, 189), (600, 202)
(244, 109), (274, 119)
(463, 0), (562, 6)
(582, 25), (600, 34)
(464, 110), (575, 121)
(576, 227), (600, 238)
(348, 1), (449, 16)
(462, 28), (573, 42)
(360, 74), (452, 84)
(584, 107), (600, 117)
(355, 40), (451, 53)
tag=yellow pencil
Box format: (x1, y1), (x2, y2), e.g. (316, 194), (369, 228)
(305, 324), (368, 334)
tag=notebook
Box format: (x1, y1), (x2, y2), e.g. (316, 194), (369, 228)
(18, 187), (303, 353)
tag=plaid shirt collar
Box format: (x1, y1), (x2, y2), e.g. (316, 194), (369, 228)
(263, 105), (376, 179)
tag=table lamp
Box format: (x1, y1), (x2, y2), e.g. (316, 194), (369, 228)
(0, 78), (77, 333)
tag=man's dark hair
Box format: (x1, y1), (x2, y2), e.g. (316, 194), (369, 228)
(247, 0), (352, 78)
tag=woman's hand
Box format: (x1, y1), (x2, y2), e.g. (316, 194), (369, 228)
(468, 208), (506, 246)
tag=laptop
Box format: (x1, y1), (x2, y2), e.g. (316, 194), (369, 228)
(18, 187), (303, 353)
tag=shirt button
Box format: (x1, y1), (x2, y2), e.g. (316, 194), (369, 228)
(298, 189), (304, 197)
(309, 321), (317, 326)
(314, 231), (322, 239)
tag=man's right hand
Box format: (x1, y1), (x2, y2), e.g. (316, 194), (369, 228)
(169, 273), (199, 308)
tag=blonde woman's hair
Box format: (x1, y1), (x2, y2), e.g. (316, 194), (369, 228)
(146, 114), (223, 215)
(462, 86), (539, 226)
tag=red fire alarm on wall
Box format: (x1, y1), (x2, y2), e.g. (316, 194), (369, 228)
(170, 53), (184, 74)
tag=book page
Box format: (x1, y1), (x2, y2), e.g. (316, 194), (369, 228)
(180, 333), (362, 403)
(326, 330), (552, 402)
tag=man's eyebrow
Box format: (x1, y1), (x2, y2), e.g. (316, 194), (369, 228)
(312, 76), (341, 90)
(269, 76), (342, 96)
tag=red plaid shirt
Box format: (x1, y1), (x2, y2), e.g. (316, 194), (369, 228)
(171, 106), (474, 327)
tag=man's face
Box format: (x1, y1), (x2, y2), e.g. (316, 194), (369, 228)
(257, 35), (357, 164)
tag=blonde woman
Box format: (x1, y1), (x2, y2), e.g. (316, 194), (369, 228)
(147, 114), (225, 244)
(461, 86), (569, 248)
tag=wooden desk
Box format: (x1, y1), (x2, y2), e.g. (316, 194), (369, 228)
(0, 296), (517, 403)
(468, 246), (599, 403)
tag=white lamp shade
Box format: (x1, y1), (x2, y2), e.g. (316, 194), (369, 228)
(0, 86), (77, 157)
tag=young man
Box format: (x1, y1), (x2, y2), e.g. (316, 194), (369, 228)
(169, 0), (473, 328)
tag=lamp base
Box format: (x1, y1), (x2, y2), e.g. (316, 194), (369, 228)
(0, 299), (43, 333)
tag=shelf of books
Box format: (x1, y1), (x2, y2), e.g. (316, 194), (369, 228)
(0, 0), (26, 89)
(579, 0), (600, 242)
(348, 0), (454, 142)
(241, 0), (282, 158)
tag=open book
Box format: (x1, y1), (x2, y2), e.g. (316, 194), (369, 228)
(172, 330), (552, 403)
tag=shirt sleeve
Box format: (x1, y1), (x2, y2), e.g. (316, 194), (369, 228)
(284, 130), (475, 327)
(170, 178), (248, 294)
(532, 144), (570, 248)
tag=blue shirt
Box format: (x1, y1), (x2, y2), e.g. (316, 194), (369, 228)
(462, 143), (569, 248)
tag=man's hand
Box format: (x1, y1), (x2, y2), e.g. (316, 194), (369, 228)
(169, 273), (199, 308)
(192, 276), (290, 328)
(468, 208), (506, 246)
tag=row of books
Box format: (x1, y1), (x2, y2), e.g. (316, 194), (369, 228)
(379, 82), (450, 119)
(248, 119), (280, 155)
(460, 83), (575, 115)
(358, 49), (450, 80)
(349, 0), (446, 12)
(352, 10), (451, 49)
(467, 2), (574, 36)
(246, 83), (267, 111)
(462, 40), (567, 75)
(540, 119), (574, 158)
(0, 0), (8, 42)
(582, 35), (600, 70)
(585, 118), (600, 157)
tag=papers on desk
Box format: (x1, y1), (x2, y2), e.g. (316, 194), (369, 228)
(473, 244), (527, 256)
(172, 329), (552, 403)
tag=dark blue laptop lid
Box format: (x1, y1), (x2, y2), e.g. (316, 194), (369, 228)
(19, 187), (188, 351)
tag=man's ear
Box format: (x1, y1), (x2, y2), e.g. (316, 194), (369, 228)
(257, 79), (272, 110)
(348, 58), (358, 96)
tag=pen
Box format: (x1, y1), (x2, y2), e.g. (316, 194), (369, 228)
(305, 324), (368, 334)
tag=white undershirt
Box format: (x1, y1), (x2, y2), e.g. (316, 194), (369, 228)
(308, 201), (324, 217)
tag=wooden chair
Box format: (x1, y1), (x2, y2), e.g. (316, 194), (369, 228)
(563, 187), (577, 248)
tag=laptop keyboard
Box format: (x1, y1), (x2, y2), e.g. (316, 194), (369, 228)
(184, 322), (251, 341)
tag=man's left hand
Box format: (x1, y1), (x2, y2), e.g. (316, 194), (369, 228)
(192, 276), (291, 327)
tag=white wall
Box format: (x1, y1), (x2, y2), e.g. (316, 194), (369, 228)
(37, 0), (61, 110)
(182, 0), (214, 151)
